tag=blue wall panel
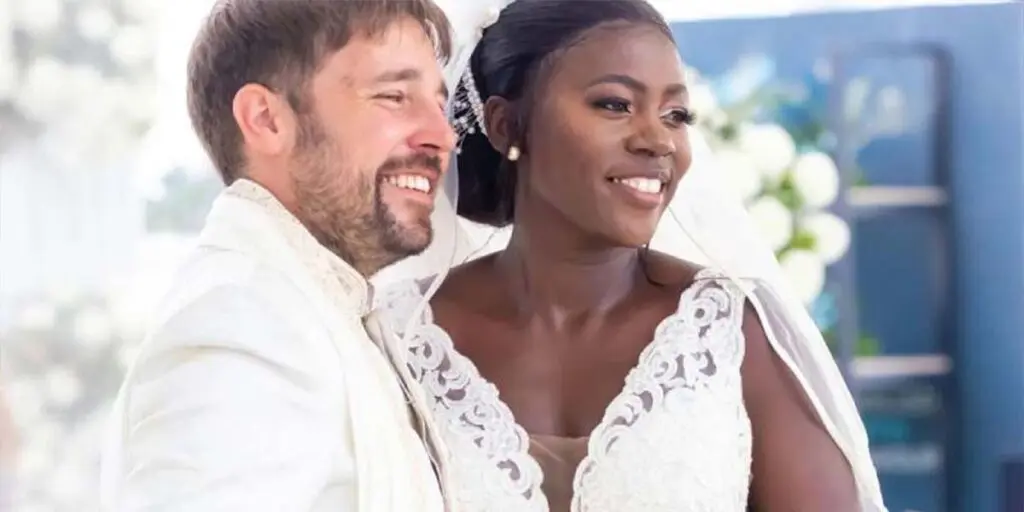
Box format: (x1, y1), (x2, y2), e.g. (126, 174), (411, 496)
(672, 4), (1024, 510)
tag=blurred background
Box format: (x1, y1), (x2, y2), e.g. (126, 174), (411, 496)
(0, 0), (1021, 510)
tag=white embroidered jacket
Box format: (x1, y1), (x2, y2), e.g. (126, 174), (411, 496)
(376, 270), (753, 512)
(100, 180), (452, 511)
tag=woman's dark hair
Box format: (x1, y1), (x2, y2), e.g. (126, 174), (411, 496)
(455, 0), (674, 227)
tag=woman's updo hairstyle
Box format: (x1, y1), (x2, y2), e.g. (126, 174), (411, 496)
(453, 0), (673, 227)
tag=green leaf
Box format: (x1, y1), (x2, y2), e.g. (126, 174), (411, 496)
(788, 229), (817, 251)
(856, 335), (881, 357)
(773, 174), (804, 211)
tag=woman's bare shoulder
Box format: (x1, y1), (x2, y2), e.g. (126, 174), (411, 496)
(641, 249), (708, 295)
(430, 254), (505, 314)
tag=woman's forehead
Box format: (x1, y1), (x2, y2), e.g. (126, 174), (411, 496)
(547, 24), (683, 87)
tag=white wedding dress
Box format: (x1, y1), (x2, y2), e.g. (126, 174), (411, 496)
(376, 267), (754, 512)
(385, 2), (886, 509)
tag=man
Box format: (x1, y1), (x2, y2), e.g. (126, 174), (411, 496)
(100, 1), (456, 510)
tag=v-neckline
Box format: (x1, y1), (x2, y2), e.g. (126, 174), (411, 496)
(419, 267), (718, 510)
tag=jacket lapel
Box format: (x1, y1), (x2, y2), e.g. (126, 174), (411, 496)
(364, 311), (456, 510)
(197, 181), (405, 510)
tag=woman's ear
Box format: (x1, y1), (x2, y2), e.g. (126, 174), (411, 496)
(483, 96), (517, 155)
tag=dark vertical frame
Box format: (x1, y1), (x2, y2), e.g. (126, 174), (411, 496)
(827, 43), (957, 512)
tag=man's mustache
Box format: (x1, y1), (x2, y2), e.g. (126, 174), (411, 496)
(377, 153), (442, 176)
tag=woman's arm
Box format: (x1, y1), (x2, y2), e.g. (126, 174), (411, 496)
(740, 302), (860, 511)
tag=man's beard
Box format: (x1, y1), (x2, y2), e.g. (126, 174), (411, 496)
(290, 115), (434, 276)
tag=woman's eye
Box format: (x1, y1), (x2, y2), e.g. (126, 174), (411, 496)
(594, 98), (632, 114)
(665, 107), (697, 126)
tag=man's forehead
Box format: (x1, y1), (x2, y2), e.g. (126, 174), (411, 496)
(327, 26), (441, 83)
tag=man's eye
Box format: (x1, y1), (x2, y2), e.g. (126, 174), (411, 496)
(377, 92), (407, 104)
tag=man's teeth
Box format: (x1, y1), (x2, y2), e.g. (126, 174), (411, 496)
(613, 177), (662, 194)
(385, 174), (431, 193)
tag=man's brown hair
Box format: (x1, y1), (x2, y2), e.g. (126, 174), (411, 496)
(186, 0), (453, 184)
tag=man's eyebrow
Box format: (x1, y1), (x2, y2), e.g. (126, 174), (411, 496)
(372, 68), (421, 84)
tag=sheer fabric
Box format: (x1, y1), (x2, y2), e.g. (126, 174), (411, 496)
(370, 1), (886, 509)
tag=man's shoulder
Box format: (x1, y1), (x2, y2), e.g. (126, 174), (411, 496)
(156, 246), (300, 319)
(127, 268), (349, 399)
(145, 247), (341, 357)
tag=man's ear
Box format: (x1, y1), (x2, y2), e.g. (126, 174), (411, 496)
(483, 95), (518, 156)
(231, 83), (298, 159)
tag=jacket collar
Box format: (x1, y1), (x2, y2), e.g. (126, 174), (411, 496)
(200, 178), (373, 316)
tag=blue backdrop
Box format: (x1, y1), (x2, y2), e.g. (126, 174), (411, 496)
(672, 4), (1024, 511)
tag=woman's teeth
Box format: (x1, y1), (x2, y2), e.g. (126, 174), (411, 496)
(613, 177), (662, 194)
(385, 174), (431, 193)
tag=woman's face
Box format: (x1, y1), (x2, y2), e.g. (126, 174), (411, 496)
(517, 22), (693, 247)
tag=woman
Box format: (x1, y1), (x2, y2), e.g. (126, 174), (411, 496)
(376, 0), (886, 510)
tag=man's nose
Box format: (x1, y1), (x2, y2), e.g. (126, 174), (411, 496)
(409, 102), (456, 154)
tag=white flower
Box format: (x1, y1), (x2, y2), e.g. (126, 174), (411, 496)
(688, 82), (718, 118)
(779, 249), (826, 305)
(803, 212), (851, 265)
(76, 6), (117, 42)
(118, 81), (161, 125)
(119, 0), (163, 23)
(49, 461), (90, 504)
(16, 301), (56, 331)
(13, 0), (63, 36)
(48, 283), (81, 305)
(61, 66), (108, 135)
(715, 148), (762, 201)
(689, 81), (728, 130)
(736, 123), (796, 181)
(0, 31), (15, 102)
(72, 307), (114, 347)
(44, 368), (82, 409)
(66, 65), (105, 102)
(5, 379), (45, 428)
(790, 151), (840, 208)
(109, 26), (152, 68)
(18, 434), (55, 480)
(118, 343), (141, 370)
(701, 110), (729, 131)
(13, 57), (72, 124)
(747, 196), (793, 252)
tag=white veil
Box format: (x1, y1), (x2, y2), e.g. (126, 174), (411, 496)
(374, 2), (886, 509)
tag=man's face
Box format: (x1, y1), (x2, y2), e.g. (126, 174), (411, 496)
(289, 17), (453, 276)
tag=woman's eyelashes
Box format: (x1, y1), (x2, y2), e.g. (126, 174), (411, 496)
(665, 107), (696, 127)
(593, 97), (632, 114)
(590, 97), (696, 127)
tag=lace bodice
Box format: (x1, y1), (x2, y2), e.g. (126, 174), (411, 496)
(374, 269), (753, 512)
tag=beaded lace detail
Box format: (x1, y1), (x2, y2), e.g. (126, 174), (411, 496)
(375, 269), (753, 511)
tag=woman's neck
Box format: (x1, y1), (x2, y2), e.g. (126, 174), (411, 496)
(494, 221), (642, 324)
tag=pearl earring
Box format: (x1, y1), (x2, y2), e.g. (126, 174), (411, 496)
(507, 145), (521, 162)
